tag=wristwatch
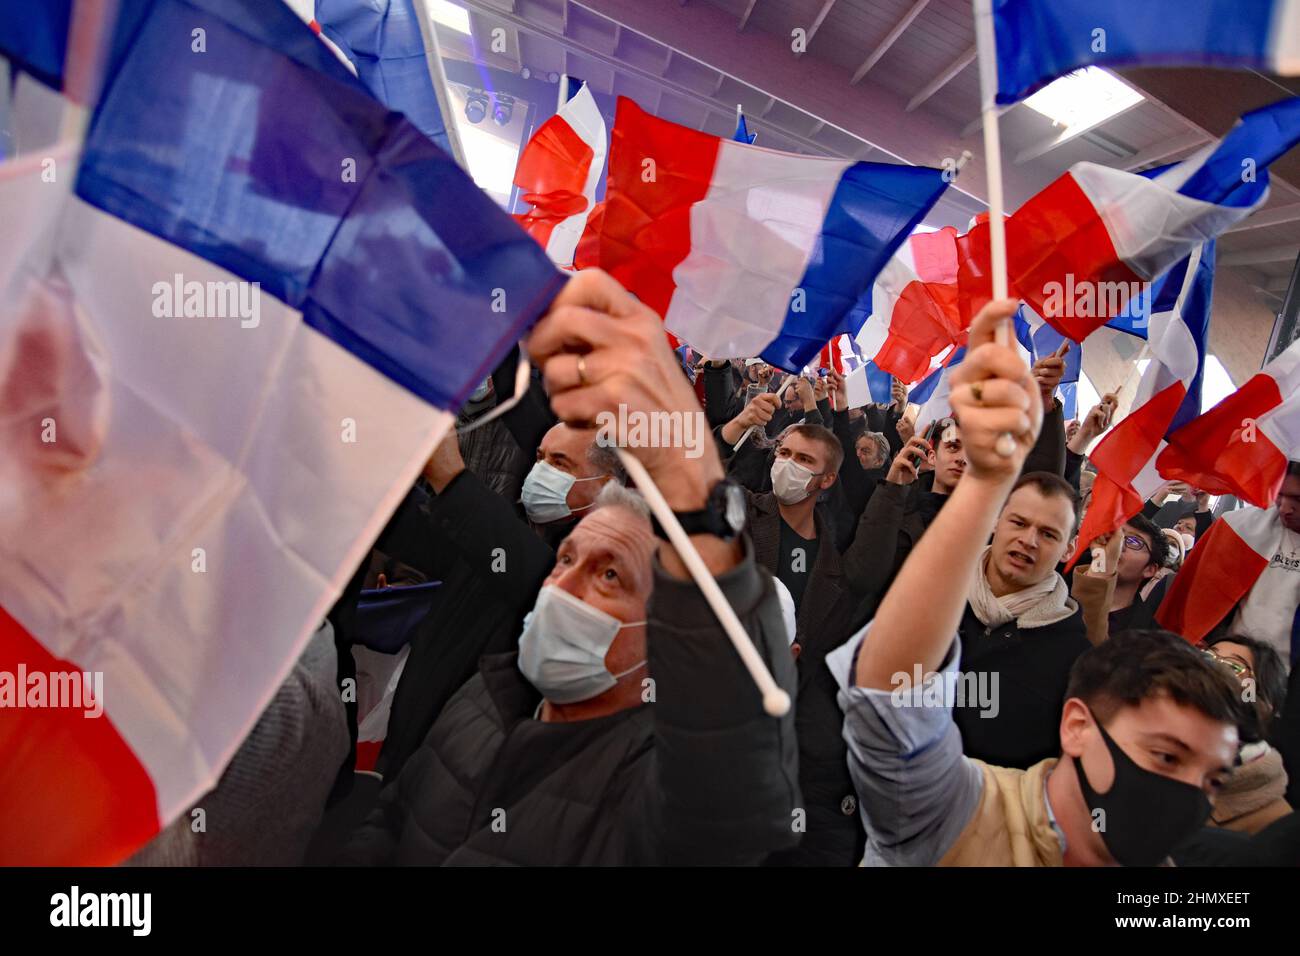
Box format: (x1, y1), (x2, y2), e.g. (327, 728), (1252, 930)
(651, 478), (747, 542)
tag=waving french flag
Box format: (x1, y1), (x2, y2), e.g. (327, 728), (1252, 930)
(512, 83), (608, 267)
(988, 0), (1300, 105)
(1156, 505), (1292, 644)
(1066, 244), (1215, 569)
(1156, 336), (1300, 508)
(598, 97), (949, 370)
(0, 0), (562, 865)
(853, 226), (966, 384)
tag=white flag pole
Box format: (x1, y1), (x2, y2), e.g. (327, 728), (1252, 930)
(615, 449), (790, 717)
(972, 0), (1018, 458)
(411, 0), (469, 172)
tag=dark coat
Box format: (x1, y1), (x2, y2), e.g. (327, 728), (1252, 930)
(337, 545), (801, 865)
(373, 470), (555, 779)
(746, 491), (875, 866)
(954, 602), (1091, 769)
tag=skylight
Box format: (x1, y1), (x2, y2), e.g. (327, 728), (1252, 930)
(430, 0), (471, 35)
(1022, 67), (1143, 137)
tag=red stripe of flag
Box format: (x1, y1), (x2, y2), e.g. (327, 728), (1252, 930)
(1065, 382), (1187, 570)
(512, 113), (597, 252)
(1154, 517), (1271, 643)
(601, 98), (721, 321)
(0, 607), (159, 864)
(1156, 372), (1289, 509)
(1007, 173), (1144, 342)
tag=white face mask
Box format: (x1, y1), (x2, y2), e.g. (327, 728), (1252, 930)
(770, 456), (819, 505)
(517, 586), (646, 704)
(521, 460), (604, 524)
(1180, 531), (1195, 551)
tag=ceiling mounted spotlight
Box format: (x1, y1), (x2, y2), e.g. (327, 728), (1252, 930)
(492, 93), (516, 127)
(547, 71), (559, 83)
(520, 66), (531, 80)
(463, 90), (489, 125)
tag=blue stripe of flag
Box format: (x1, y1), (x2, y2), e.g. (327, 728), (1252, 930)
(316, 0), (458, 159)
(1172, 97), (1300, 207)
(0, 0), (72, 90)
(1164, 241), (1216, 436)
(992, 0), (1286, 105)
(76, 0), (564, 412)
(909, 347), (966, 406)
(760, 162), (948, 372)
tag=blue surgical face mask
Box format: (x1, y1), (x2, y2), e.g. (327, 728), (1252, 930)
(521, 459), (604, 524)
(517, 586), (646, 704)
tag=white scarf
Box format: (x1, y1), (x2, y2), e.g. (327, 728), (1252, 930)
(968, 547), (1077, 629)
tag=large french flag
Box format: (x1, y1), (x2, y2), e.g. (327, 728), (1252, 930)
(0, 0), (563, 865)
(1004, 98), (1300, 343)
(598, 97), (949, 370)
(512, 83), (608, 267)
(1157, 336), (1300, 508)
(1067, 243), (1214, 568)
(1155, 505), (1287, 643)
(989, 0), (1300, 105)
(852, 100), (1297, 382)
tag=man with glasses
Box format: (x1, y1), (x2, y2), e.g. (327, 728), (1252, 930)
(1107, 514), (1171, 635)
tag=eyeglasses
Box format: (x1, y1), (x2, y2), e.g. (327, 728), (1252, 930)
(1122, 534), (1150, 554)
(1201, 647), (1251, 677)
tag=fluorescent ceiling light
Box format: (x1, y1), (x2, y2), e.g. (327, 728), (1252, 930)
(1022, 67), (1142, 137)
(430, 0), (471, 35)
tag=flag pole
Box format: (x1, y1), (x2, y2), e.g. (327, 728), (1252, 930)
(411, 0), (469, 172)
(972, 0), (1017, 457)
(615, 449), (790, 717)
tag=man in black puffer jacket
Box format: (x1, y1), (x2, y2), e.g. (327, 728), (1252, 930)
(336, 269), (801, 866)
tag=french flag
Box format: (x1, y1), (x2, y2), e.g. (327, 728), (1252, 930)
(598, 97), (949, 370)
(1156, 335), (1300, 508)
(855, 99), (1300, 374)
(1066, 243), (1215, 569)
(1155, 505), (1290, 644)
(853, 226), (966, 384)
(1007, 98), (1300, 343)
(0, 0), (563, 865)
(988, 0), (1300, 105)
(512, 83), (608, 267)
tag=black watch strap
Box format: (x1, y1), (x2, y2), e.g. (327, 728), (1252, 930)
(649, 479), (745, 542)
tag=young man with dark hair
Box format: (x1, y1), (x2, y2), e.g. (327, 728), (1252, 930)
(835, 300), (1250, 867)
(950, 469), (1091, 768)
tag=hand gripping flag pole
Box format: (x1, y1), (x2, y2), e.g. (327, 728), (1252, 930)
(972, 0), (1019, 459)
(615, 449), (791, 717)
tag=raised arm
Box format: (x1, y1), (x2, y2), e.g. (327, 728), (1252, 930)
(527, 269), (800, 863)
(854, 300), (1044, 690)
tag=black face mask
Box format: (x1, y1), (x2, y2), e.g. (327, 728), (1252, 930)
(1074, 715), (1212, 867)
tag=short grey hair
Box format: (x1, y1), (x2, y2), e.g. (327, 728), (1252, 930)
(858, 431), (889, 465)
(591, 481), (651, 523)
(587, 441), (628, 484)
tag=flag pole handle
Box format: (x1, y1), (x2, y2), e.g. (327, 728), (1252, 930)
(973, 0), (1017, 458)
(614, 449), (790, 717)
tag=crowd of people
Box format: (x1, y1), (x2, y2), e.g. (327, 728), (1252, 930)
(131, 270), (1300, 867)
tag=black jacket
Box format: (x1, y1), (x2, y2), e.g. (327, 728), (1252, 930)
(337, 543), (801, 865)
(954, 602), (1091, 769)
(373, 471), (555, 779)
(746, 491), (875, 865)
